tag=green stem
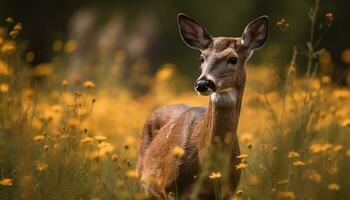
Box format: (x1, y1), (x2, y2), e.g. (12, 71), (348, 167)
(306, 0), (319, 77)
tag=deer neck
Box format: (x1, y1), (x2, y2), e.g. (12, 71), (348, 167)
(191, 86), (245, 195)
(197, 86), (244, 156)
(209, 87), (242, 142)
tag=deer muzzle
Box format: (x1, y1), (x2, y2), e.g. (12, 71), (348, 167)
(195, 78), (216, 95)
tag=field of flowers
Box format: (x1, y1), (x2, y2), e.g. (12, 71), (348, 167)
(1, 3), (350, 200)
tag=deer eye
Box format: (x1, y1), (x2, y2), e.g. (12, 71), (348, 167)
(227, 57), (238, 65)
(200, 56), (204, 63)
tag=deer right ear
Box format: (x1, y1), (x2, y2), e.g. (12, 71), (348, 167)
(177, 13), (212, 51)
(241, 16), (269, 51)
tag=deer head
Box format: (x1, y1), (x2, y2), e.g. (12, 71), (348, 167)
(177, 14), (268, 99)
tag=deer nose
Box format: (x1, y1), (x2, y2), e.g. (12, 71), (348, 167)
(195, 78), (216, 94)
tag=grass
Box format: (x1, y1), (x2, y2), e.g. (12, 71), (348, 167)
(1, 2), (350, 199)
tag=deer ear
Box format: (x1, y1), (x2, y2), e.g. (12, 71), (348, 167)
(241, 16), (268, 51)
(177, 13), (212, 50)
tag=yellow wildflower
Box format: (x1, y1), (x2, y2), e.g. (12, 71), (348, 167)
(9, 30), (18, 38)
(0, 178), (12, 186)
(5, 17), (14, 23)
(328, 183), (340, 191)
(156, 64), (175, 81)
(97, 142), (114, 155)
(62, 80), (68, 87)
(0, 60), (12, 76)
(277, 191), (295, 200)
(321, 76), (331, 84)
(236, 154), (248, 159)
(311, 79), (321, 90)
(24, 89), (34, 98)
(53, 143), (61, 151)
(293, 160), (306, 166)
(287, 151), (299, 158)
(239, 133), (252, 143)
(333, 89), (349, 99)
(94, 135), (107, 142)
(81, 137), (94, 143)
(33, 134), (45, 142)
(125, 136), (136, 146)
(236, 189), (243, 195)
(235, 162), (248, 170)
(209, 172), (222, 179)
(116, 180), (124, 188)
(126, 170), (139, 178)
(309, 170), (322, 183)
(83, 81), (95, 89)
(25, 51), (35, 62)
(276, 19), (289, 29)
(272, 146), (278, 152)
(77, 108), (87, 116)
(0, 83), (9, 93)
(64, 40), (77, 53)
(309, 143), (333, 154)
(327, 165), (338, 175)
(67, 118), (79, 128)
(341, 49), (350, 64)
(319, 50), (332, 67)
(60, 134), (69, 139)
(333, 144), (343, 152)
(36, 162), (48, 171)
(53, 40), (63, 52)
(9, 23), (22, 38)
(341, 119), (350, 127)
(345, 150), (350, 157)
(111, 154), (118, 161)
(1, 41), (15, 54)
(172, 146), (185, 158)
(248, 175), (259, 186)
(14, 23), (22, 31)
(52, 105), (62, 113)
(325, 12), (334, 22)
(288, 65), (296, 75)
(32, 63), (53, 76)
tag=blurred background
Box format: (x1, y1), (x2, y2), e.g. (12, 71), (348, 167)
(1, 0), (349, 87)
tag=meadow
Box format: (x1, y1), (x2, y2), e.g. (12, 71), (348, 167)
(1, 3), (350, 200)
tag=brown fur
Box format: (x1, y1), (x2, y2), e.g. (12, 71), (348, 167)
(137, 38), (245, 199)
(137, 14), (268, 199)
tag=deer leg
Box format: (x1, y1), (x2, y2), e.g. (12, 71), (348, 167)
(137, 121), (157, 172)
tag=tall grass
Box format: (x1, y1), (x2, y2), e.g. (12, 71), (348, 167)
(236, 1), (350, 199)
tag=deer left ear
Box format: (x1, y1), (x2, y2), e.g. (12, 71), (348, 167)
(241, 16), (269, 51)
(177, 13), (213, 51)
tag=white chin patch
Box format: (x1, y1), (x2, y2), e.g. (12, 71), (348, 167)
(196, 90), (213, 96)
(211, 88), (237, 106)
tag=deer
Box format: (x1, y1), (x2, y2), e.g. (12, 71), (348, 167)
(137, 13), (268, 199)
